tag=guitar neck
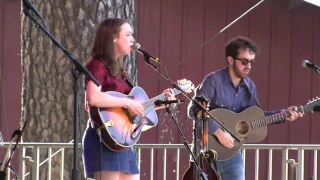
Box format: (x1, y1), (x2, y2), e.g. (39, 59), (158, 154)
(142, 88), (181, 109)
(251, 105), (305, 129)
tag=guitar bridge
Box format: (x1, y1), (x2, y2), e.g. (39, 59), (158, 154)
(131, 123), (142, 139)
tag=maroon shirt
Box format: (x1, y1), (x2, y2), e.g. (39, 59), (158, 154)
(85, 58), (132, 124)
(85, 58), (132, 94)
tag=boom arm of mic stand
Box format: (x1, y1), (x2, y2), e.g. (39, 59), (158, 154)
(143, 56), (240, 143)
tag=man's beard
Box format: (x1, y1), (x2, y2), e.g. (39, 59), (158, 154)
(232, 63), (249, 78)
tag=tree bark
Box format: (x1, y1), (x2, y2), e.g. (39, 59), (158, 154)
(21, 0), (136, 179)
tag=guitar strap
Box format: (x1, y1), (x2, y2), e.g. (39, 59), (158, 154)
(243, 78), (261, 108)
(126, 79), (134, 88)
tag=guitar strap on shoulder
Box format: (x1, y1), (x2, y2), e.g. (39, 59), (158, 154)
(243, 78), (261, 108)
(125, 79), (134, 88)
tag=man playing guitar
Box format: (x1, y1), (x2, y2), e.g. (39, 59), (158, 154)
(187, 36), (303, 180)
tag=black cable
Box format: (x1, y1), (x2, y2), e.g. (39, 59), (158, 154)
(97, 129), (103, 180)
(77, 99), (82, 145)
(0, 162), (19, 180)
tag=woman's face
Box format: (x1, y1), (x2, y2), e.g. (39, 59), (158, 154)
(114, 23), (135, 57)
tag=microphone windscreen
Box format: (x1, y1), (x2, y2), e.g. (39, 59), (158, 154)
(302, 60), (310, 68)
(133, 43), (141, 51)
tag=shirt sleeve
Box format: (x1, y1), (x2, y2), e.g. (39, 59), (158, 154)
(264, 109), (286, 123)
(85, 60), (108, 88)
(248, 79), (286, 123)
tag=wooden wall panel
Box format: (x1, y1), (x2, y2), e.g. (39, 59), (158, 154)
(246, 0), (273, 179)
(202, 0), (227, 76)
(310, 12), (320, 178)
(267, 0), (295, 178)
(288, 3), (315, 180)
(0, 0), (22, 170)
(0, 0), (22, 144)
(0, 0), (4, 142)
(135, 1), (162, 179)
(136, 0), (320, 179)
(156, 0), (188, 179)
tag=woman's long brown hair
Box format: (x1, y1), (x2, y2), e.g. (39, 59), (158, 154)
(90, 18), (128, 79)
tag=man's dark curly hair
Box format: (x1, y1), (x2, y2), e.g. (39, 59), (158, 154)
(225, 36), (260, 60)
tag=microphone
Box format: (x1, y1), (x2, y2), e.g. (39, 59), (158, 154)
(154, 100), (185, 106)
(22, 0), (43, 19)
(302, 60), (320, 72)
(132, 43), (159, 62)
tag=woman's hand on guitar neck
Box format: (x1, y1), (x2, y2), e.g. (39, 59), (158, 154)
(124, 99), (145, 117)
(214, 128), (234, 149)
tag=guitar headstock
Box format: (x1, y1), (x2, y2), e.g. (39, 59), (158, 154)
(176, 79), (195, 93)
(305, 97), (320, 112)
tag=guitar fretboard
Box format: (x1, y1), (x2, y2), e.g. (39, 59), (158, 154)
(250, 106), (305, 129)
(142, 88), (181, 109)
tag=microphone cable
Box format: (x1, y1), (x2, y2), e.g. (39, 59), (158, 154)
(97, 129), (103, 180)
(0, 161), (19, 180)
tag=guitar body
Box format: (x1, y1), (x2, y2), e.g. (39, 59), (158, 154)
(208, 106), (266, 160)
(182, 150), (222, 180)
(205, 97), (320, 160)
(89, 86), (158, 152)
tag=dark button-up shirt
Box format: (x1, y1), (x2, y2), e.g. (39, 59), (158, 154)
(188, 67), (283, 134)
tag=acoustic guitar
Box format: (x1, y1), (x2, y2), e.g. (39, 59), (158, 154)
(89, 79), (194, 151)
(207, 98), (320, 160)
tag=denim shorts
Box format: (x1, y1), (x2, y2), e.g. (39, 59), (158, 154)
(82, 120), (139, 178)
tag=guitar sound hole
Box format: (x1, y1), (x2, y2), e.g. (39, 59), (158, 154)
(236, 121), (249, 136)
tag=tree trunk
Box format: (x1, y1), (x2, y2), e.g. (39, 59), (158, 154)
(21, 0), (136, 179)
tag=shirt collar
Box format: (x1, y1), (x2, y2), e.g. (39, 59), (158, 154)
(222, 66), (246, 86)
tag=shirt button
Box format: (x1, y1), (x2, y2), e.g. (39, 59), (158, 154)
(221, 104), (224, 107)
(236, 93), (238, 96)
(233, 108), (235, 110)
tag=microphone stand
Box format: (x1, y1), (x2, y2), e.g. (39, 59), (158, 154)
(0, 119), (27, 180)
(142, 54), (241, 179)
(164, 104), (208, 180)
(22, 3), (100, 180)
(192, 95), (207, 180)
